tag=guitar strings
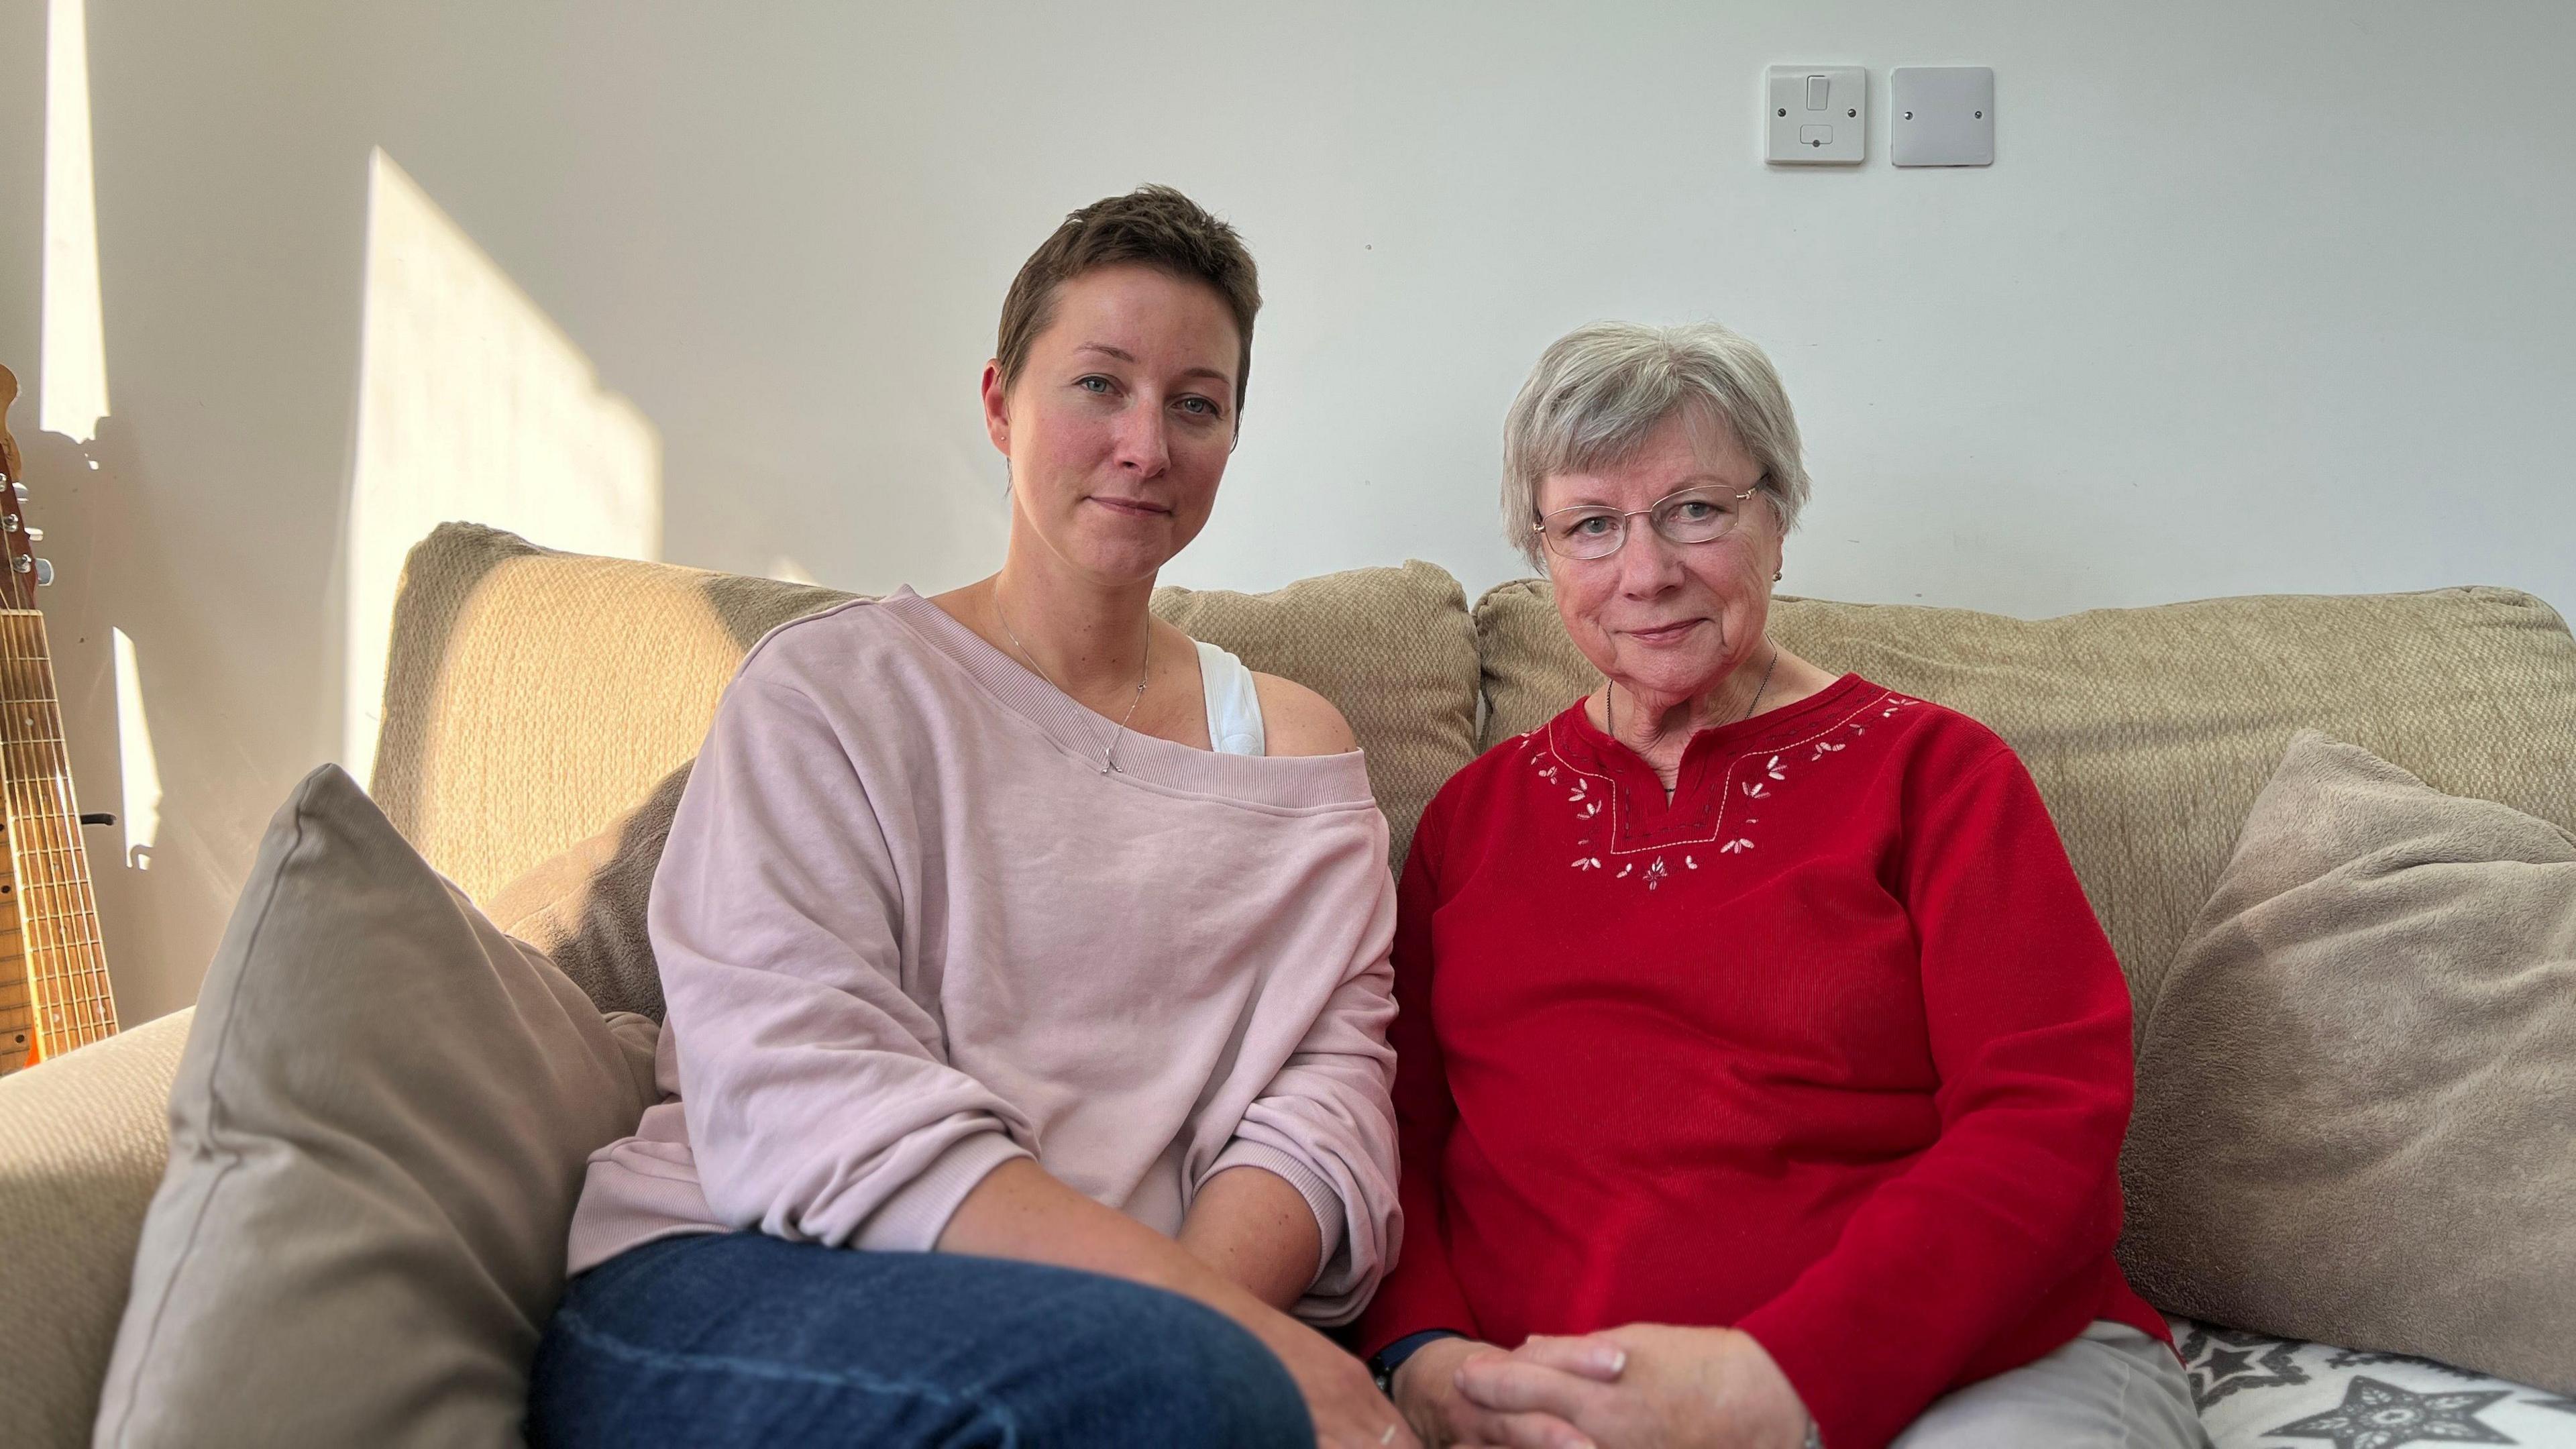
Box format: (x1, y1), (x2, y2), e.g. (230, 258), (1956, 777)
(0, 610), (112, 1055)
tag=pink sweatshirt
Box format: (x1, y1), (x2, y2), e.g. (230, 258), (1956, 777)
(563, 590), (1403, 1323)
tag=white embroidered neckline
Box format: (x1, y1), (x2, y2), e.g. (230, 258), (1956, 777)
(1523, 687), (1923, 889)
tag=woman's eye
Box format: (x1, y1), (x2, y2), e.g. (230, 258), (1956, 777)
(1570, 515), (1616, 537)
(1177, 396), (1218, 417)
(1670, 501), (1719, 522)
(1076, 376), (1114, 394)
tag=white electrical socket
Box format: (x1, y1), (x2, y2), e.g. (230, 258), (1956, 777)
(1766, 66), (1866, 166)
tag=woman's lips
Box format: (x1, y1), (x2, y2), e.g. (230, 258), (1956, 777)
(1088, 496), (1170, 519)
(1625, 619), (1705, 643)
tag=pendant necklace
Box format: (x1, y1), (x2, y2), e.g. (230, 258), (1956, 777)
(997, 593), (1152, 775)
(1607, 645), (1780, 743)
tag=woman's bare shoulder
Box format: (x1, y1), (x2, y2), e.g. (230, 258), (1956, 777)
(1250, 672), (1359, 757)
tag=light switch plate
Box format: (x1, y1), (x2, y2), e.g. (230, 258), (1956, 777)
(1766, 66), (1866, 165)
(1891, 66), (1994, 166)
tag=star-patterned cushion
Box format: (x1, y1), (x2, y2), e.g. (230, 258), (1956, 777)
(2174, 1317), (2576, 1448)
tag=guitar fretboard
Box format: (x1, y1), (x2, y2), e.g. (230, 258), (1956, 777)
(0, 608), (113, 1071)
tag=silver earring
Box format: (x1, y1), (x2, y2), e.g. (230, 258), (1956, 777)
(1773, 570), (1783, 582)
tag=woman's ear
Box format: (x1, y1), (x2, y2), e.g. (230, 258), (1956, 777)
(980, 360), (1012, 455)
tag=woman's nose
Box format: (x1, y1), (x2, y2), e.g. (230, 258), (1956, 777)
(1614, 523), (1689, 594)
(1110, 402), (1170, 475)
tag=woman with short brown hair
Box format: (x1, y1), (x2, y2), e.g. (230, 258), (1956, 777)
(529, 187), (1415, 1449)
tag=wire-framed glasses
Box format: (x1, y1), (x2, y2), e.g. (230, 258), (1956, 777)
(1532, 484), (1762, 561)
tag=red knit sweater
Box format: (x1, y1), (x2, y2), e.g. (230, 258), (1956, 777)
(1357, 676), (2167, 1449)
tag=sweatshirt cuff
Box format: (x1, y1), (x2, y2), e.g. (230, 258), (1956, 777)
(851, 1130), (1031, 1252)
(1206, 1139), (1346, 1276)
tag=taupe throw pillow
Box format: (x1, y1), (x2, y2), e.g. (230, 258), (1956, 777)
(2119, 730), (2576, 1394)
(93, 765), (660, 1447)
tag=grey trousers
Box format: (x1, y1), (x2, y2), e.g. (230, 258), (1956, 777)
(1888, 1322), (2212, 1449)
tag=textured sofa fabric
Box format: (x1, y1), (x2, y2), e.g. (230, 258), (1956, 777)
(372, 524), (853, 906)
(0, 1010), (192, 1449)
(1474, 579), (2576, 1012)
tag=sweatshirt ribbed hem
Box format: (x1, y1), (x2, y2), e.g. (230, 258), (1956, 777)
(1207, 1139), (1346, 1272)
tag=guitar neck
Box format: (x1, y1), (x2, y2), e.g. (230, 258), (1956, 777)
(0, 607), (114, 1073)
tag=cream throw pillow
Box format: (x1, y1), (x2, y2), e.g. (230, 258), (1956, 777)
(93, 765), (660, 1447)
(2119, 730), (2576, 1395)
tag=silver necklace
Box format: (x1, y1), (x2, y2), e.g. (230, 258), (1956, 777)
(996, 593), (1151, 776)
(1607, 644), (1779, 742)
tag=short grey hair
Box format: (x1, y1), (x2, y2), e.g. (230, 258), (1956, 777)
(1501, 320), (1810, 567)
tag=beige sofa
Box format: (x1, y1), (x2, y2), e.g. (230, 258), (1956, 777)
(6, 522), (2573, 1447)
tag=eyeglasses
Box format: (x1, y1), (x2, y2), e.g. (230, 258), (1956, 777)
(1532, 484), (1762, 561)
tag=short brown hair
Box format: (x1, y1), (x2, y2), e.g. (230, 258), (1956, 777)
(994, 185), (1261, 415)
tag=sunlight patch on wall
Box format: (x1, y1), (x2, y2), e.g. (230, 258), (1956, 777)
(111, 627), (159, 869)
(344, 148), (662, 777)
(41, 0), (109, 441)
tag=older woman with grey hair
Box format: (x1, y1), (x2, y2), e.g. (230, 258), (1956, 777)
(1353, 322), (2206, 1449)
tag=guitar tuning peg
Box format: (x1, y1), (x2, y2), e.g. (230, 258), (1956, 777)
(32, 559), (52, 586)
(8, 482), (23, 499)
(22, 527), (40, 542)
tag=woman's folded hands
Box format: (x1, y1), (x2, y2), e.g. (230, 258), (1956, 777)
(1401, 1325), (1811, 1449)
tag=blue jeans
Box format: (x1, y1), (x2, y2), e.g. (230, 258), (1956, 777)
(526, 1232), (1313, 1448)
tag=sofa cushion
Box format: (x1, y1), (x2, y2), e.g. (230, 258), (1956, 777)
(2121, 731), (2576, 1395)
(381, 525), (1483, 922)
(93, 765), (660, 1448)
(484, 763), (690, 1022)
(0, 1010), (192, 1449)
(1473, 579), (2576, 1010)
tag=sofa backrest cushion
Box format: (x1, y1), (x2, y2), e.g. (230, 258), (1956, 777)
(1474, 579), (2576, 1008)
(377, 525), (1482, 915)
(372, 524), (853, 906)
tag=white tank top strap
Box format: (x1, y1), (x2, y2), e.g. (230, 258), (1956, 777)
(1193, 639), (1268, 757)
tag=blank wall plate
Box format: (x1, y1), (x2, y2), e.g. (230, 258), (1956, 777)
(1891, 66), (1994, 166)
(1766, 66), (1866, 165)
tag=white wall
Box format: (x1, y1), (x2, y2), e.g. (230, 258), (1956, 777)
(3, 1), (2571, 1020)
